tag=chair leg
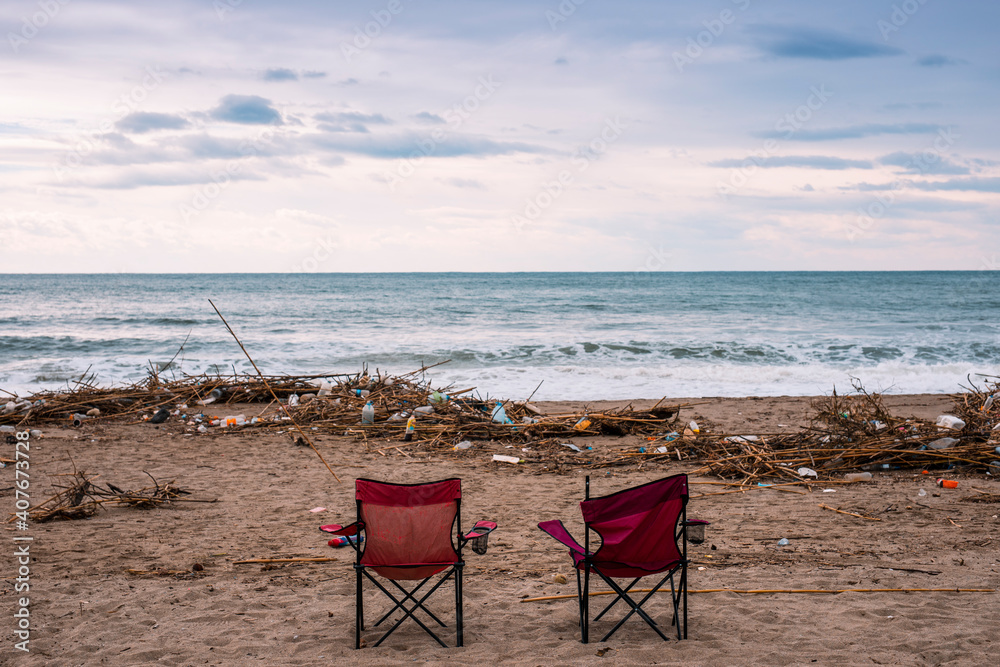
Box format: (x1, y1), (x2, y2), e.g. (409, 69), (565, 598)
(456, 562), (464, 647)
(354, 564), (363, 649)
(681, 562), (688, 639)
(582, 565), (590, 644)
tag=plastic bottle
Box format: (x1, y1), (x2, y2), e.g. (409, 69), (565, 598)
(844, 472), (873, 482)
(197, 388), (224, 406)
(573, 414), (592, 431)
(429, 391), (450, 404)
(414, 405), (434, 416)
(688, 420), (700, 434)
(287, 393), (299, 407)
(936, 478), (958, 489)
(219, 415), (247, 428)
(354, 389), (371, 398)
(403, 415), (416, 441)
(361, 401), (374, 425)
(328, 534), (364, 548)
(453, 440), (473, 450)
(928, 437), (959, 450)
(983, 394), (995, 412)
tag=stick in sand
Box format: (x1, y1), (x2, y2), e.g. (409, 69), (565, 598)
(234, 557), (337, 564)
(207, 299), (340, 482)
(520, 587), (996, 603)
(818, 503), (881, 521)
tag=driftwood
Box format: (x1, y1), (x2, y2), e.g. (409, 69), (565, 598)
(17, 471), (196, 523)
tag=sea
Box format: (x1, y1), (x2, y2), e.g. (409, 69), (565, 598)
(0, 272), (997, 400)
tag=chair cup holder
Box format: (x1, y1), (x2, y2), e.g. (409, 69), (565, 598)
(687, 523), (706, 544)
(468, 528), (491, 555)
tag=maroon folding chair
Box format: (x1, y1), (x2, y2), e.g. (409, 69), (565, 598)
(538, 474), (708, 643)
(330, 478), (497, 648)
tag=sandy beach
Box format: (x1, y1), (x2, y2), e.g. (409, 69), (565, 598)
(4, 393), (999, 666)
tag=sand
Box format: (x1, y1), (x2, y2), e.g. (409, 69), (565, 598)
(4, 393), (999, 666)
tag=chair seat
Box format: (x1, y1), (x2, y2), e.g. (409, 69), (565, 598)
(573, 555), (682, 579)
(368, 564), (456, 581)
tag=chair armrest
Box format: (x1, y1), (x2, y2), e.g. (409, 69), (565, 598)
(538, 520), (588, 556)
(320, 521), (364, 536)
(461, 520), (498, 541)
(682, 520), (710, 527)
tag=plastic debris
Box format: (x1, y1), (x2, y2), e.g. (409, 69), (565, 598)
(935, 415), (966, 430)
(777, 538), (789, 546)
(844, 472), (873, 482)
(928, 437), (960, 450)
(561, 443), (582, 452)
(492, 454), (520, 464)
(453, 440), (473, 450)
(797, 467), (818, 478)
(491, 402), (512, 424)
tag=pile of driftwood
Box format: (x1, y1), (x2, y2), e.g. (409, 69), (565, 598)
(677, 377), (1000, 482)
(1, 363), (683, 446)
(24, 471), (193, 523)
(5, 361), (997, 481)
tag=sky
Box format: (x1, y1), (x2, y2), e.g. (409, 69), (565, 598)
(2, 0), (998, 272)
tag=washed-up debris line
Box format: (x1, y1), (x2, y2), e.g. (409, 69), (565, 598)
(671, 376), (1000, 482)
(21, 471), (192, 523)
(0, 364), (683, 451)
(4, 367), (997, 480)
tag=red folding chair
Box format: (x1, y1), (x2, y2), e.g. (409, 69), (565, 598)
(330, 477), (497, 648)
(538, 474), (708, 643)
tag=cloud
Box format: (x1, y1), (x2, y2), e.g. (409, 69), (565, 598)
(302, 71), (327, 79)
(115, 112), (190, 134)
(262, 68), (298, 81)
(210, 95), (283, 125)
(306, 132), (547, 159)
(916, 54), (966, 67)
(910, 177), (1000, 193)
(709, 155), (873, 170)
(554, 57), (568, 65)
(879, 152), (969, 175)
(883, 102), (942, 111)
(441, 177), (486, 189)
(62, 168), (267, 190)
(756, 123), (944, 141)
(752, 26), (903, 60)
(847, 178), (1000, 193)
(315, 112), (391, 125)
(413, 112), (446, 125)
(315, 111), (391, 134)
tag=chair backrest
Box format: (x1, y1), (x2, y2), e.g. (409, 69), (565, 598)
(582, 474), (687, 570)
(356, 478), (461, 569)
